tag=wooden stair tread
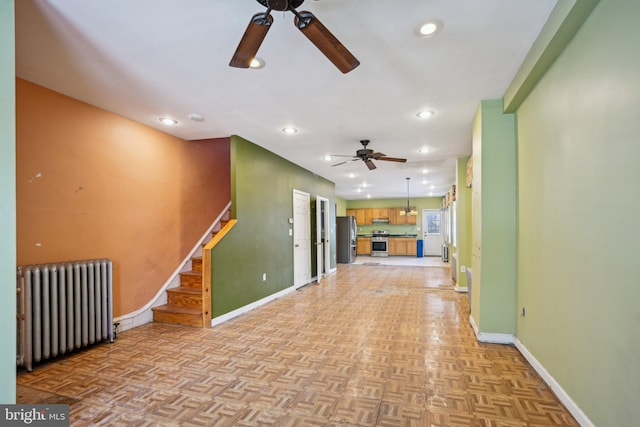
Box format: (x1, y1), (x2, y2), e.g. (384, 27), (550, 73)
(152, 305), (201, 315)
(167, 286), (201, 295)
(181, 270), (202, 276)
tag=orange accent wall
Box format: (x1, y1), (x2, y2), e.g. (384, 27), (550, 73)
(16, 78), (230, 317)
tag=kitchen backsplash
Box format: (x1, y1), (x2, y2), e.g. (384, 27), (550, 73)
(357, 224), (418, 235)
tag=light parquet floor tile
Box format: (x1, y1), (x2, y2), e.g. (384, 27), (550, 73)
(17, 264), (579, 426)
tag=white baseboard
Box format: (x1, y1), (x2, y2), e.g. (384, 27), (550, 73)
(455, 286), (468, 293)
(212, 286), (295, 326)
(469, 315), (514, 344)
(514, 338), (594, 427)
(468, 315), (594, 427)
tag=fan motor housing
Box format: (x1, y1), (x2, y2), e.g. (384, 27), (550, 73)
(256, 0), (304, 11)
(356, 149), (373, 158)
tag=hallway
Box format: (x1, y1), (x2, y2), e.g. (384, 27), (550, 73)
(17, 265), (577, 426)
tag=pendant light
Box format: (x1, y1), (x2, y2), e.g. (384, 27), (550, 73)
(399, 177), (418, 216)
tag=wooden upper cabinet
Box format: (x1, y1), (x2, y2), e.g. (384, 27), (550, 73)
(347, 208), (372, 225)
(363, 208), (373, 225)
(406, 212), (417, 225)
(389, 207), (417, 225)
(371, 208), (389, 220)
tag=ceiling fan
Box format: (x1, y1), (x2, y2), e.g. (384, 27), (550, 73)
(229, 0), (360, 74)
(331, 140), (407, 170)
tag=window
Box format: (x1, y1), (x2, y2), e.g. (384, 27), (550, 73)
(426, 212), (441, 235)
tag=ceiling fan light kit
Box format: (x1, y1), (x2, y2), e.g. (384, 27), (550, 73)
(230, 0), (359, 73)
(400, 177), (418, 216)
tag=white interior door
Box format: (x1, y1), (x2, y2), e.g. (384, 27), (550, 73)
(293, 190), (311, 289)
(316, 196), (330, 283)
(423, 209), (442, 256)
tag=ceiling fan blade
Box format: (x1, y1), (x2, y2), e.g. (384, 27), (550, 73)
(293, 11), (360, 74)
(229, 12), (273, 68)
(331, 158), (359, 167)
(377, 156), (407, 163)
(370, 152), (387, 159)
(365, 159), (377, 170)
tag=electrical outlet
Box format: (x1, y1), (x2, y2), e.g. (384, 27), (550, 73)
(461, 266), (466, 273)
(262, 273), (267, 282)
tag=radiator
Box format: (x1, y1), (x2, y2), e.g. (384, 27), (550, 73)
(16, 259), (114, 371)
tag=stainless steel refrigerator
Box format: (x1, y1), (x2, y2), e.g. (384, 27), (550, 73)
(336, 216), (357, 263)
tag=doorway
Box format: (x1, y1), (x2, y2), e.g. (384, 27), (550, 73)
(293, 190), (311, 289)
(423, 209), (442, 256)
(316, 196), (331, 283)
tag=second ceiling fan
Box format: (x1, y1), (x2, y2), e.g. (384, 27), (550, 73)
(229, 0), (360, 74)
(331, 140), (407, 171)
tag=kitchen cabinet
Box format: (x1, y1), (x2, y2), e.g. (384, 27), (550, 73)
(371, 208), (389, 220)
(348, 208), (372, 225)
(389, 237), (417, 256)
(389, 207), (417, 225)
(357, 237), (371, 255)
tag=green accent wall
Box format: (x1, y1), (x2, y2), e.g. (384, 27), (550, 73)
(504, 0), (601, 113)
(335, 197), (347, 217)
(0, 0), (16, 404)
(471, 100), (516, 335)
(454, 157), (472, 288)
(515, 0), (640, 424)
(211, 136), (336, 317)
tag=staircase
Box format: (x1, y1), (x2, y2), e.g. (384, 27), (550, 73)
(152, 211), (236, 328)
(151, 256), (205, 327)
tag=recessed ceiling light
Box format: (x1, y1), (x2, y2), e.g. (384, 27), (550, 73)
(324, 155), (333, 162)
(430, 185), (435, 190)
(348, 173), (356, 179)
(418, 146), (432, 154)
(417, 110), (435, 119)
(189, 113), (204, 122)
(249, 57), (265, 69)
(416, 19), (443, 38)
(422, 180), (428, 185)
(356, 188), (362, 193)
(282, 127), (298, 135)
(159, 117), (178, 125)
(366, 194), (371, 199)
(421, 168), (429, 174)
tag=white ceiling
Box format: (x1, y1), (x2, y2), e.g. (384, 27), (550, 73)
(15, 0), (557, 200)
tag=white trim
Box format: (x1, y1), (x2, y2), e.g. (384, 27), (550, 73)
(469, 315), (514, 344)
(454, 286), (468, 293)
(329, 267), (337, 275)
(212, 286), (295, 326)
(114, 202), (232, 332)
(514, 338), (595, 427)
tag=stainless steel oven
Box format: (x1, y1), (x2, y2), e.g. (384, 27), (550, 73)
(371, 230), (389, 257)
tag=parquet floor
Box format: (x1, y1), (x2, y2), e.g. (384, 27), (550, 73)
(17, 264), (578, 426)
